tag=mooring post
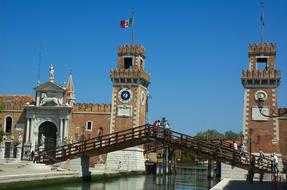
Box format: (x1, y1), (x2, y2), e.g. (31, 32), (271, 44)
(165, 147), (169, 175)
(173, 151), (177, 175)
(81, 156), (91, 181)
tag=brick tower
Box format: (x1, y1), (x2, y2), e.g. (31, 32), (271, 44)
(241, 43), (281, 153)
(106, 44), (150, 171)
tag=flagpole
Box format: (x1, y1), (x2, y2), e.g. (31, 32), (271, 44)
(261, 0), (264, 43)
(131, 9), (135, 45)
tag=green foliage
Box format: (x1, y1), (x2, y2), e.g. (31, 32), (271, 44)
(194, 129), (224, 140)
(194, 129), (241, 141)
(0, 130), (4, 144)
(181, 151), (195, 161)
(224, 130), (241, 141)
(0, 103), (4, 111)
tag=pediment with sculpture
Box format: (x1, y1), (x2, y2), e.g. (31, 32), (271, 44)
(35, 82), (65, 107)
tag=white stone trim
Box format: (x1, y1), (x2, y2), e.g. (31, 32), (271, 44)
(109, 88), (117, 133)
(242, 89), (249, 140)
(85, 121), (93, 132)
(3, 115), (13, 133)
(25, 118), (30, 143)
(272, 118), (279, 143)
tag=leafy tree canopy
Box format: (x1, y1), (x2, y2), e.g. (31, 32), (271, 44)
(194, 129), (241, 141)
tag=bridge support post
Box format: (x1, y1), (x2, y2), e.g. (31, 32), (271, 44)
(215, 161), (221, 178)
(81, 156), (91, 181)
(207, 159), (214, 178)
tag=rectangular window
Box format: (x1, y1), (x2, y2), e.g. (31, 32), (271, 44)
(256, 57), (268, 71)
(124, 57), (133, 69)
(86, 121), (93, 131)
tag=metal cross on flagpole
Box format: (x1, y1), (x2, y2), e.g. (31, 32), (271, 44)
(131, 9), (135, 45)
(260, 0), (264, 43)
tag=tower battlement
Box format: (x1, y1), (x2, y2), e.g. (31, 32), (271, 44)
(249, 43), (276, 56)
(118, 44), (145, 58)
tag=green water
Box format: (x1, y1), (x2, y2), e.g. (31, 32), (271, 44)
(26, 167), (219, 190)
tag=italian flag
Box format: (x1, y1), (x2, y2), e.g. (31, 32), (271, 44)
(120, 18), (133, 29)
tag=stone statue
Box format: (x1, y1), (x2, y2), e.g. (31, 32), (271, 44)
(56, 136), (60, 146)
(49, 64), (55, 81)
(18, 135), (23, 143)
(40, 134), (46, 146)
(40, 93), (63, 106)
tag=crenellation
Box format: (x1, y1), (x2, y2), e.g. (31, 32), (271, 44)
(73, 103), (111, 113)
(242, 70), (281, 79)
(249, 43), (276, 55)
(118, 44), (145, 58)
(110, 69), (150, 83)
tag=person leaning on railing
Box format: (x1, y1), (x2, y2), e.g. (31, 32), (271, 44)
(247, 155), (255, 184)
(283, 160), (287, 181)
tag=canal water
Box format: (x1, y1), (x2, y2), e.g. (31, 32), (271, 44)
(27, 166), (219, 190)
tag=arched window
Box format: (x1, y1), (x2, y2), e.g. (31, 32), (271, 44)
(5, 116), (12, 133)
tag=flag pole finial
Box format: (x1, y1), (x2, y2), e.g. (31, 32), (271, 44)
(260, 0), (264, 43)
(131, 8), (135, 45)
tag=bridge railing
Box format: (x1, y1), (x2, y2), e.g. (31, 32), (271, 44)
(38, 124), (273, 173)
(39, 124), (153, 163)
(153, 128), (273, 173)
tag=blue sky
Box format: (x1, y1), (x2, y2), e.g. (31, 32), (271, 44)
(1, 0), (287, 135)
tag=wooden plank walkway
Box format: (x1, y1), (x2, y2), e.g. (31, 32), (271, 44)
(37, 124), (273, 174)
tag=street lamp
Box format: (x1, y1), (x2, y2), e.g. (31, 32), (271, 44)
(248, 128), (253, 153)
(255, 90), (287, 118)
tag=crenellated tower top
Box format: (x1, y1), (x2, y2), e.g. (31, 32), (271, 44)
(248, 43), (276, 71)
(111, 44), (150, 87)
(118, 44), (145, 58)
(242, 43), (280, 88)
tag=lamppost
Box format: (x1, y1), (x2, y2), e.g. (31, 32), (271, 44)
(255, 90), (287, 189)
(255, 90), (287, 118)
(248, 128), (253, 153)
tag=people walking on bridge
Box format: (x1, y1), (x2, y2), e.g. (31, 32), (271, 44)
(152, 120), (158, 137)
(258, 148), (265, 166)
(233, 141), (238, 151)
(233, 141), (239, 161)
(270, 153), (279, 176)
(247, 155), (255, 184)
(239, 143), (248, 162)
(283, 160), (287, 181)
(274, 153), (279, 175)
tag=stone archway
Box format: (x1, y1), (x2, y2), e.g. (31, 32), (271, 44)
(38, 121), (57, 152)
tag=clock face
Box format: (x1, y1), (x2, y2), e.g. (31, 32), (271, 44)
(118, 88), (133, 103)
(254, 90), (268, 101)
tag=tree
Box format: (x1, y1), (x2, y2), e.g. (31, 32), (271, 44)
(194, 129), (241, 141)
(194, 129), (224, 140)
(0, 103), (4, 144)
(224, 130), (240, 141)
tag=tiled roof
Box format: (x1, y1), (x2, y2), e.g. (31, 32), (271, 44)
(0, 95), (34, 110)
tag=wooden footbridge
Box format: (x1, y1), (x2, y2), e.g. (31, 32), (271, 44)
(37, 124), (273, 175)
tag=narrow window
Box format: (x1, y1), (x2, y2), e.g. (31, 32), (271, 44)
(124, 57), (133, 69)
(256, 58), (268, 71)
(140, 59), (143, 70)
(86, 121), (93, 131)
(5, 116), (12, 133)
